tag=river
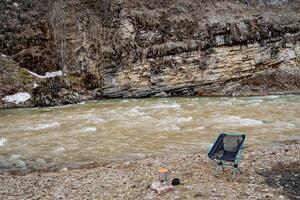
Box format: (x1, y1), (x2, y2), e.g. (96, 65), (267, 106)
(0, 95), (299, 172)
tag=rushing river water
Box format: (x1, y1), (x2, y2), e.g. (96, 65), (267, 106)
(0, 95), (299, 172)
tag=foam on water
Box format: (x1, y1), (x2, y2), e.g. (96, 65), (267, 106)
(220, 101), (233, 106)
(206, 101), (233, 106)
(157, 117), (193, 131)
(229, 98), (247, 104)
(130, 153), (146, 158)
(246, 99), (264, 106)
(159, 123), (181, 131)
(213, 115), (264, 126)
(264, 95), (280, 99)
(195, 127), (205, 130)
(28, 122), (60, 130)
(9, 154), (20, 160)
(185, 126), (205, 132)
(87, 117), (106, 123)
(151, 103), (181, 109)
(0, 138), (7, 146)
(53, 147), (66, 153)
(174, 117), (193, 123)
(128, 107), (145, 115)
(273, 121), (296, 129)
(246, 102), (262, 107)
(80, 127), (97, 132)
(73, 113), (106, 123)
(250, 99), (264, 103)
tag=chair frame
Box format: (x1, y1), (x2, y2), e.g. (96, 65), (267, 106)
(208, 133), (245, 178)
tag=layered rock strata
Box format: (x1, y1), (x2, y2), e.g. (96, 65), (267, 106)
(0, 0), (299, 107)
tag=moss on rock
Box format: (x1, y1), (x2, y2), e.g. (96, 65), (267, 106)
(0, 56), (36, 101)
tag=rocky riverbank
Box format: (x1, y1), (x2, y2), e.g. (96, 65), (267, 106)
(0, 142), (299, 200)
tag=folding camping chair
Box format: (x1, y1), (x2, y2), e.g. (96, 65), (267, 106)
(208, 133), (246, 178)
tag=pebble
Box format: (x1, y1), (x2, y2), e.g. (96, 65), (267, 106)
(60, 167), (68, 172)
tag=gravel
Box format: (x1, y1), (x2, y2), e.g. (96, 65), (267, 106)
(0, 143), (299, 200)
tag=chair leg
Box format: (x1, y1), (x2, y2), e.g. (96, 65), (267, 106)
(214, 165), (220, 176)
(233, 168), (238, 178)
(214, 162), (223, 176)
(237, 167), (242, 174)
(232, 164), (241, 178)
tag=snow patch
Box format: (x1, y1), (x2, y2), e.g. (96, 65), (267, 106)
(1, 53), (7, 57)
(25, 70), (46, 78)
(45, 71), (63, 78)
(0, 138), (8, 146)
(2, 92), (31, 104)
(25, 69), (63, 79)
(33, 83), (39, 88)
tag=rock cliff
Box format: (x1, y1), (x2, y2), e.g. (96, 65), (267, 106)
(0, 0), (300, 107)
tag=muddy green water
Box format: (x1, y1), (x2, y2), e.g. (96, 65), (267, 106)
(0, 95), (299, 171)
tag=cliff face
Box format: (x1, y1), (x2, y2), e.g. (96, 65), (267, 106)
(0, 0), (300, 106)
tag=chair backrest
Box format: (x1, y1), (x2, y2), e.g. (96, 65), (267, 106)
(223, 135), (244, 153)
(208, 133), (245, 160)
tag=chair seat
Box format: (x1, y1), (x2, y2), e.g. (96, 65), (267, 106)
(219, 151), (237, 161)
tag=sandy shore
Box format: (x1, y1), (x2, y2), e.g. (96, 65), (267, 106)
(0, 142), (299, 200)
